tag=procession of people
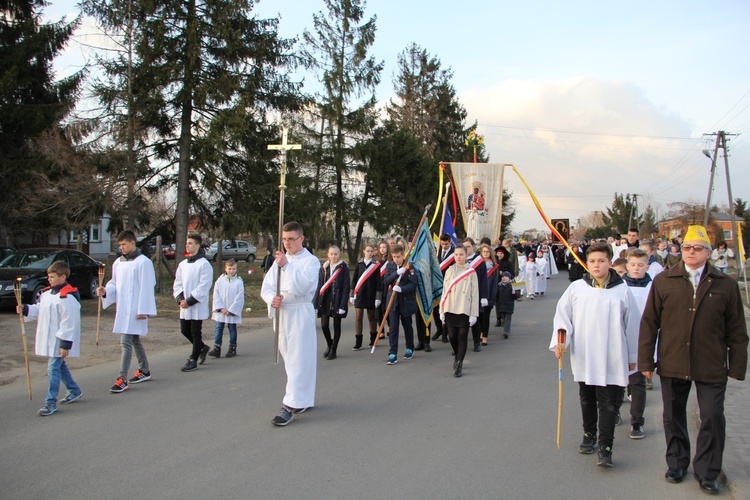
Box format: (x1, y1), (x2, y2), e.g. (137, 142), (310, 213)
(13, 219), (747, 496)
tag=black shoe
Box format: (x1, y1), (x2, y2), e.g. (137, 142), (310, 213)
(578, 432), (597, 454)
(326, 349), (337, 360)
(664, 468), (687, 484)
(208, 345), (221, 358)
(414, 342), (425, 351)
(494, 321), (501, 327)
(352, 336), (363, 351)
(473, 343), (482, 352)
(323, 344), (332, 358)
(272, 407), (294, 426)
(503, 333), (509, 339)
(694, 474), (720, 494)
(181, 358), (198, 372)
(597, 446), (613, 467)
(198, 344), (210, 364)
(433, 331), (442, 341)
(226, 344), (236, 358)
(424, 342), (432, 352)
(442, 336), (449, 343)
(454, 361), (463, 378)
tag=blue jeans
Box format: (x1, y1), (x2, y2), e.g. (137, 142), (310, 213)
(214, 322), (237, 346)
(387, 309), (414, 355)
(47, 357), (81, 406)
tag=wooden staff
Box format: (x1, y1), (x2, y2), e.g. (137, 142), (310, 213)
(96, 263), (105, 346)
(371, 204), (431, 353)
(13, 278), (33, 400)
(556, 328), (567, 450)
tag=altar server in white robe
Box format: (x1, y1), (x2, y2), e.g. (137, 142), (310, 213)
(99, 230), (157, 393)
(261, 221), (320, 426)
(535, 251), (548, 296)
(174, 234), (214, 372)
(549, 242), (641, 468)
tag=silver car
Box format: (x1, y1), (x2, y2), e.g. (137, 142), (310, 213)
(205, 240), (257, 262)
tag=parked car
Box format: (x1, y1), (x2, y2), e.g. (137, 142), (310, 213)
(0, 248), (103, 306)
(0, 246), (15, 261)
(163, 244), (176, 260)
(205, 240), (257, 262)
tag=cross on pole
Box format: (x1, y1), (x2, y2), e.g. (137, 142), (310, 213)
(267, 128), (302, 363)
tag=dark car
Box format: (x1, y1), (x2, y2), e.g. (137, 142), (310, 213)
(0, 248), (103, 306)
(0, 246), (15, 261)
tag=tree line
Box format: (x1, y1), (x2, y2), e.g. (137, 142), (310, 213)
(0, 0), (516, 262)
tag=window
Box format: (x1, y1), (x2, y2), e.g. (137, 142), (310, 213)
(90, 224), (101, 242)
(238, 241), (248, 249)
(723, 230), (732, 241)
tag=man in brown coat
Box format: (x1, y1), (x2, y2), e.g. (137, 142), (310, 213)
(639, 225), (748, 495)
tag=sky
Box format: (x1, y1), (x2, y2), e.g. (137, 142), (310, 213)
(45, 0), (750, 234)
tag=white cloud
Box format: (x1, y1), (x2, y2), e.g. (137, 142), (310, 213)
(457, 78), (723, 233)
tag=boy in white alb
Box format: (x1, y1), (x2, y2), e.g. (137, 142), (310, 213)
(98, 230), (157, 393)
(19, 261), (83, 416)
(208, 259), (244, 358)
(261, 222), (320, 426)
(621, 248), (652, 440)
(551, 242), (641, 468)
(174, 234), (214, 372)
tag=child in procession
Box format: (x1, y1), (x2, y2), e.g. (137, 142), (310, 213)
(18, 261), (83, 416)
(208, 259), (244, 359)
(525, 252), (537, 299)
(550, 242), (641, 468)
(98, 229), (157, 393)
(383, 245), (418, 365)
(174, 234), (214, 372)
(621, 248), (653, 439)
(439, 245), (479, 377)
(350, 243), (382, 349)
(313, 245), (350, 360)
(496, 271), (519, 339)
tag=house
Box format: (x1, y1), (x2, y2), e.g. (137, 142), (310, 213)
(658, 211), (742, 245)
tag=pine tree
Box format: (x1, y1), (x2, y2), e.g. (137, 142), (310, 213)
(83, 0), (301, 257)
(0, 0), (84, 240)
(302, 0), (383, 251)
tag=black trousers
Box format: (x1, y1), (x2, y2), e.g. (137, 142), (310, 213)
(628, 371), (647, 426)
(660, 376), (726, 480)
(180, 319), (205, 361)
(320, 315), (342, 350)
(432, 304), (443, 337)
(478, 307), (492, 337)
(415, 316), (430, 344)
(579, 383), (624, 449)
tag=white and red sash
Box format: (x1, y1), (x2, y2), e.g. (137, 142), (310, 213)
(439, 253), (455, 272)
(319, 266), (343, 296)
(486, 263), (500, 277)
(380, 262), (388, 277)
(440, 267), (476, 310)
(470, 256), (483, 271)
(354, 262), (379, 295)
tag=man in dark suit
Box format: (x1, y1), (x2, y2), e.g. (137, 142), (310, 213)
(639, 225), (748, 495)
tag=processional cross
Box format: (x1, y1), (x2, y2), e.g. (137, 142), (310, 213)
(267, 128), (302, 363)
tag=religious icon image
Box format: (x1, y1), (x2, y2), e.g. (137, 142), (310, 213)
(466, 181), (488, 214)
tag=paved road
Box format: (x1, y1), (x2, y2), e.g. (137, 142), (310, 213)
(0, 275), (740, 499)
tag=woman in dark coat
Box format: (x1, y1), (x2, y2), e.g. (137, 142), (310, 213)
(313, 245), (350, 360)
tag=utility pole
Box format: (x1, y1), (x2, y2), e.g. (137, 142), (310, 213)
(627, 193), (639, 232)
(702, 131), (741, 274)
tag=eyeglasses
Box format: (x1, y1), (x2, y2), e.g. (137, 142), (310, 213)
(282, 236), (301, 243)
(681, 244), (708, 252)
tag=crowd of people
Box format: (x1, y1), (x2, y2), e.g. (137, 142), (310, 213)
(16, 222), (747, 496)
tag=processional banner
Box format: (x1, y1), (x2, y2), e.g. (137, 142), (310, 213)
(448, 163), (505, 242)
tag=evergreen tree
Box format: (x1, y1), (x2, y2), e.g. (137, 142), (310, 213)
(601, 193), (642, 234)
(83, 0), (301, 257)
(302, 0), (383, 248)
(0, 0), (84, 241)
